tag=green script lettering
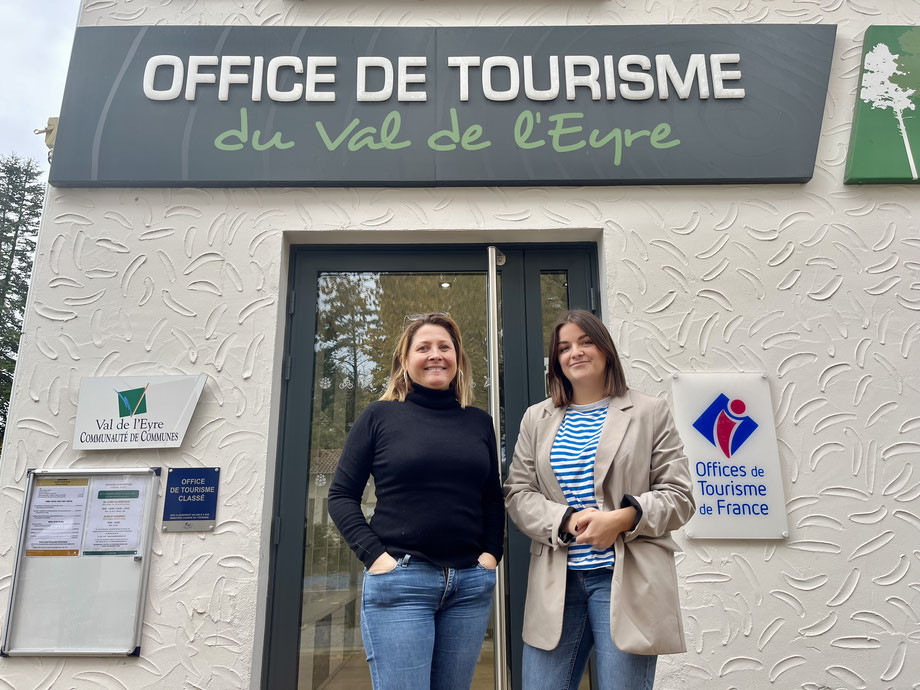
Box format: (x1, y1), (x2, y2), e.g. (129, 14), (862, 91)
(547, 113), (586, 153)
(253, 130), (295, 151)
(214, 107), (249, 151)
(650, 122), (681, 149)
(588, 122), (680, 166)
(317, 111), (410, 151)
(515, 110), (680, 166)
(587, 128), (622, 165)
(428, 108), (490, 151)
(461, 125), (489, 150)
(380, 111), (411, 150)
(214, 107), (294, 151)
(513, 110), (545, 150)
(625, 128), (651, 147)
(316, 118), (360, 150)
(349, 126), (383, 151)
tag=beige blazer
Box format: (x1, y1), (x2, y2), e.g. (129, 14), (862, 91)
(504, 390), (695, 654)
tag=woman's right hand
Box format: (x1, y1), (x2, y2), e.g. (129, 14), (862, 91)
(368, 552), (398, 574)
(564, 507), (597, 537)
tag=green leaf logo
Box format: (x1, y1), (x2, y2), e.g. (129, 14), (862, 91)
(116, 385), (149, 418)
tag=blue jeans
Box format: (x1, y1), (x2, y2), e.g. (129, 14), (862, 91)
(360, 555), (496, 690)
(522, 568), (657, 690)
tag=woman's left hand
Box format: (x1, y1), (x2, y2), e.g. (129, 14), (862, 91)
(573, 507), (637, 550)
(477, 552), (498, 569)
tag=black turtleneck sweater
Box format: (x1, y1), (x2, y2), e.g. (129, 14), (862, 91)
(328, 385), (505, 569)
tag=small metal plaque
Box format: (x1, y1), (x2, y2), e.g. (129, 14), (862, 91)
(161, 467), (220, 533)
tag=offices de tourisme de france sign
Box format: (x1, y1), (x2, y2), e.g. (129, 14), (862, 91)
(671, 372), (789, 540)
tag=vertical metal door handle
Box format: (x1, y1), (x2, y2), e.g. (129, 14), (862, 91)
(487, 246), (510, 690)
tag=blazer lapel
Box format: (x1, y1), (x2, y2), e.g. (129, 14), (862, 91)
(593, 392), (634, 507)
(534, 403), (568, 505)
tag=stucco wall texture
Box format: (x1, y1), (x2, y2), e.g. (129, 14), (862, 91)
(1, 1), (919, 689)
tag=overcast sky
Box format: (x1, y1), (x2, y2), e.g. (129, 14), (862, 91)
(1, 1), (80, 174)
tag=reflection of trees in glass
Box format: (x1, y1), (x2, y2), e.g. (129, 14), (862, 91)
(307, 521), (347, 587)
(541, 272), (568, 357)
(311, 274), (383, 456)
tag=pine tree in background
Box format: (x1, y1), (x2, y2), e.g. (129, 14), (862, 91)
(0, 155), (45, 449)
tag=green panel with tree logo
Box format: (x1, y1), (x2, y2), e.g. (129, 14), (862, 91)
(846, 25), (920, 184)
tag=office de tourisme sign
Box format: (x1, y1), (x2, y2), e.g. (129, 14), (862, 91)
(50, 24), (835, 187)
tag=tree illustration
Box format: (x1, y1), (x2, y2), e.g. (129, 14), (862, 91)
(893, 27), (920, 96)
(860, 42), (918, 180)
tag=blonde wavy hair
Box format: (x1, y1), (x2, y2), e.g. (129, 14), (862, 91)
(380, 313), (474, 408)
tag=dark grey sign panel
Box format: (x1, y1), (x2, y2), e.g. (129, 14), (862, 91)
(50, 25), (836, 187)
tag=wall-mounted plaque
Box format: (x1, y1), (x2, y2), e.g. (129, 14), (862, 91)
(162, 467), (220, 532)
(845, 25), (920, 184)
(73, 375), (206, 450)
(671, 372), (789, 540)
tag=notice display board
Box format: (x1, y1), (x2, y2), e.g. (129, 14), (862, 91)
(1, 468), (159, 656)
(671, 372), (788, 540)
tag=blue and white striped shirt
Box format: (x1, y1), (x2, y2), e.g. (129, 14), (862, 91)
(550, 398), (615, 570)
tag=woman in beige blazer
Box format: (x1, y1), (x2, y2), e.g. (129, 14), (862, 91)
(505, 310), (694, 690)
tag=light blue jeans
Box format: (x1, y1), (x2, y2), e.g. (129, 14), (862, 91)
(522, 568), (657, 690)
(360, 555), (496, 690)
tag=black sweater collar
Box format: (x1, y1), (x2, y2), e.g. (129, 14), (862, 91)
(406, 384), (461, 410)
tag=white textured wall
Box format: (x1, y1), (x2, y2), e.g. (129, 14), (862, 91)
(1, 2), (918, 689)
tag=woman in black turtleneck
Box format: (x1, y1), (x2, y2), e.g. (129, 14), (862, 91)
(328, 313), (504, 690)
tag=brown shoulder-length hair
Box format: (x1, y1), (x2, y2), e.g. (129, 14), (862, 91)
(547, 310), (628, 407)
(380, 313), (474, 408)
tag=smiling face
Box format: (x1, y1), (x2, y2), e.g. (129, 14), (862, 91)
(557, 322), (608, 391)
(405, 324), (458, 390)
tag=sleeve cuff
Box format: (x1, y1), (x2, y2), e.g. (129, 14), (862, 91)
(620, 494), (643, 531)
(558, 506), (576, 544)
(361, 544), (387, 569)
(482, 542), (505, 561)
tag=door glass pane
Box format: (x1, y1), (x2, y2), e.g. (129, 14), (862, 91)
(540, 271), (569, 396)
(300, 271), (501, 690)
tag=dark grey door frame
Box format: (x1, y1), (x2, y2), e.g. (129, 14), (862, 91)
(263, 243), (599, 690)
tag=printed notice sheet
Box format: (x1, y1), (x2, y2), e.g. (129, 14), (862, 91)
(82, 475), (148, 555)
(25, 478), (90, 556)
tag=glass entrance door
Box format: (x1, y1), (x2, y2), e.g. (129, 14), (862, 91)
(266, 245), (598, 690)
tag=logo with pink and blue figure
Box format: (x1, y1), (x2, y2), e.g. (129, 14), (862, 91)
(693, 394), (758, 458)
